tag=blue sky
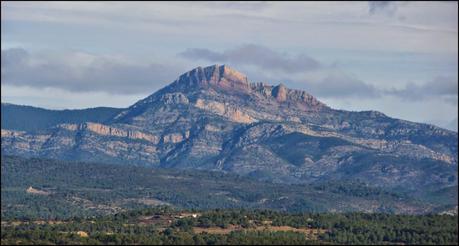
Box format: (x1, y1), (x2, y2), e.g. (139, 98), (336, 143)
(1, 1), (458, 131)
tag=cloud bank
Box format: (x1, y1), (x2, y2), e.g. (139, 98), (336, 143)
(1, 48), (182, 94)
(3, 46), (456, 107)
(179, 44), (321, 73)
(386, 76), (458, 104)
(303, 72), (381, 99)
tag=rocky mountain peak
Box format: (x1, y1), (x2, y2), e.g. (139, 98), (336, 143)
(218, 64), (248, 83)
(116, 65), (331, 125)
(159, 65), (329, 112)
(173, 64), (249, 91)
(272, 83), (288, 102)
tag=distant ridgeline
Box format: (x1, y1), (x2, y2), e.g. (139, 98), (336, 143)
(1, 103), (122, 132)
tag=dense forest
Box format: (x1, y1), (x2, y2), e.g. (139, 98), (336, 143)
(2, 156), (458, 244)
(2, 206), (457, 245)
(1, 155), (440, 220)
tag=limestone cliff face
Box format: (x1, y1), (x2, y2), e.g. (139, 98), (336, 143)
(194, 99), (256, 124)
(162, 131), (190, 144)
(1, 65), (457, 193)
(161, 93), (189, 105)
(172, 64), (250, 92)
(59, 123), (160, 144)
(272, 83), (288, 102)
(172, 65), (327, 109)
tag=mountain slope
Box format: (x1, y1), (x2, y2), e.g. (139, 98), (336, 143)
(1, 65), (457, 208)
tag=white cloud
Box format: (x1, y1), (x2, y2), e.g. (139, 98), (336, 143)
(386, 76), (458, 104)
(1, 48), (185, 94)
(179, 44), (321, 73)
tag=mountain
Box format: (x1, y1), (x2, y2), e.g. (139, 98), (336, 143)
(1, 65), (457, 208)
(1, 103), (122, 132)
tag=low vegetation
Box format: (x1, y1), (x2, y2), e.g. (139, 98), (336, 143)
(1, 207), (457, 245)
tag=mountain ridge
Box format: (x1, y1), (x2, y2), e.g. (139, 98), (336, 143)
(1, 65), (457, 212)
(1, 103), (123, 132)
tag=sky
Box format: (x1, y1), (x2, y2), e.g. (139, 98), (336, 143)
(1, 1), (458, 131)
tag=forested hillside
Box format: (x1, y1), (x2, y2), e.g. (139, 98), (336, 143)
(1, 155), (441, 220)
